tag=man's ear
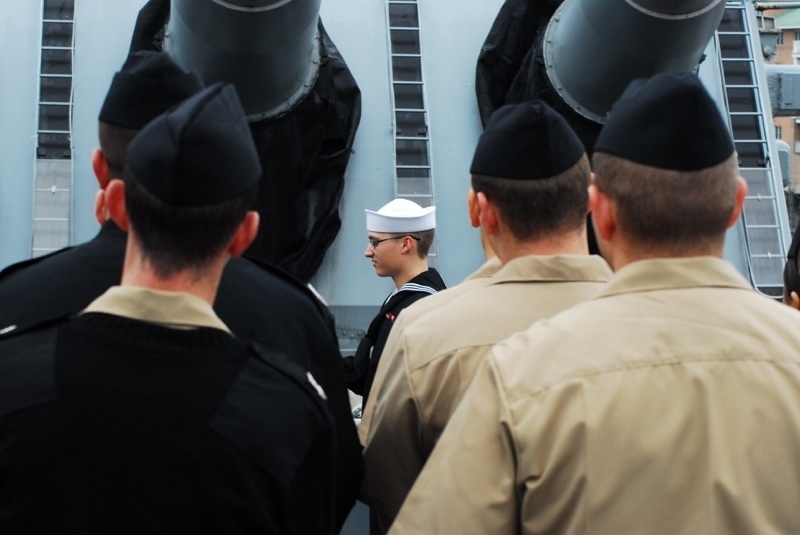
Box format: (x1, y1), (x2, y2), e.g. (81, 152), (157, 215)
(726, 176), (749, 229)
(468, 188), (480, 228)
(92, 148), (112, 190)
(94, 189), (108, 226)
(105, 179), (130, 232)
(589, 180), (616, 241)
(399, 234), (418, 255)
(228, 211), (260, 258)
(476, 191), (500, 236)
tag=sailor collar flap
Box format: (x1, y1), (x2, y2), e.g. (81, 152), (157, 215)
(383, 268), (445, 304)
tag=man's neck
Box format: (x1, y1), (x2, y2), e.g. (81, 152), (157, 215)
(494, 227), (589, 265)
(391, 259), (430, 290)
(120, 241), (226, 306)
(607, 240), (725, 272)
(120, 271), (220, 304)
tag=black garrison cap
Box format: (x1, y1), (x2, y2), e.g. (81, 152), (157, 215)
(594, 72), (735, 171)
(127, 83), (262, 208)
(470, 101), (585, 180)
(98, 51), (203, 129)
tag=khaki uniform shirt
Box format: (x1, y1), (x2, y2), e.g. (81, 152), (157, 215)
(392, 257), (800, 535)
(84, 286), (231, 332)
(361, 254), (612, 521)
(359, 257), (502, 438)
(386, 257), (502, 330)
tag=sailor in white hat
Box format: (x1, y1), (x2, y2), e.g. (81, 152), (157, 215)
(342, 198), (446, 416)
(364, 198), (436, 236)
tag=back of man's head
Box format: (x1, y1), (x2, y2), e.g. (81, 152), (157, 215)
(469, 101), (589, 241)
(98, 51), (203, 178)
(592, 73), (738, 251)
(124, 83), (261, 277)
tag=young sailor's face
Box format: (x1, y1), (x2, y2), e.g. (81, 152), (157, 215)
(365, 233), (403, 278)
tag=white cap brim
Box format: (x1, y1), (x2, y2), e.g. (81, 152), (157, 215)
(365, 201), (436, 233)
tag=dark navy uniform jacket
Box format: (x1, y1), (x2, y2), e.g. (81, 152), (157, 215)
(0, 308), (336, 534)
(0, 222), (363, 529)
(342, 268), (446, 409)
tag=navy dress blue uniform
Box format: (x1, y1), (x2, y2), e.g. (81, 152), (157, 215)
(0, 295), (336, 535)
(342, 198), (445, 420)
(342, 268), (446, 410)
(0, 225), (363, 527)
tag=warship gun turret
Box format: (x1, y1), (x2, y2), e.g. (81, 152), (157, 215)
(140, 0), (361, 282)
(477, 0), (728, 150)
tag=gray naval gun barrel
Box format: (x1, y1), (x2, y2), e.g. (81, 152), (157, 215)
(140, 0), (360, 281)
(164, 0), (321, 120)
(543, 0), (727, 123)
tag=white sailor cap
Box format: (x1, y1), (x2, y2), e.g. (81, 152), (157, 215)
(365, 198), (436, 233)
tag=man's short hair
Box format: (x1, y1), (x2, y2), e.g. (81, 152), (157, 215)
(379, 230), (435, 259)
(123, 166), (257, 278)
(385, 229), (435, 259)
(471, 154), (590, 241)
(415, 229), (435, 258)
(592, 152), (739, 251)
(98, 122), (139, 179)
(387, 229), (436, 260)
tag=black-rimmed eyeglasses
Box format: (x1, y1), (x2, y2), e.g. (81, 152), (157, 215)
(368, 235), (420, 248)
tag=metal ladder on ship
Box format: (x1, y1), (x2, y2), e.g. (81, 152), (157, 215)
(717, 1), (789, 297)
(385, 0), (438, 267)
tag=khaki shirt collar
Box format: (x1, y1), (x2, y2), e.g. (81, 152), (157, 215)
(466, 257), (502, 281)
(84, 286), (231, 333)
(600, 256), (752, 298)
(492, 254), (612, 284)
